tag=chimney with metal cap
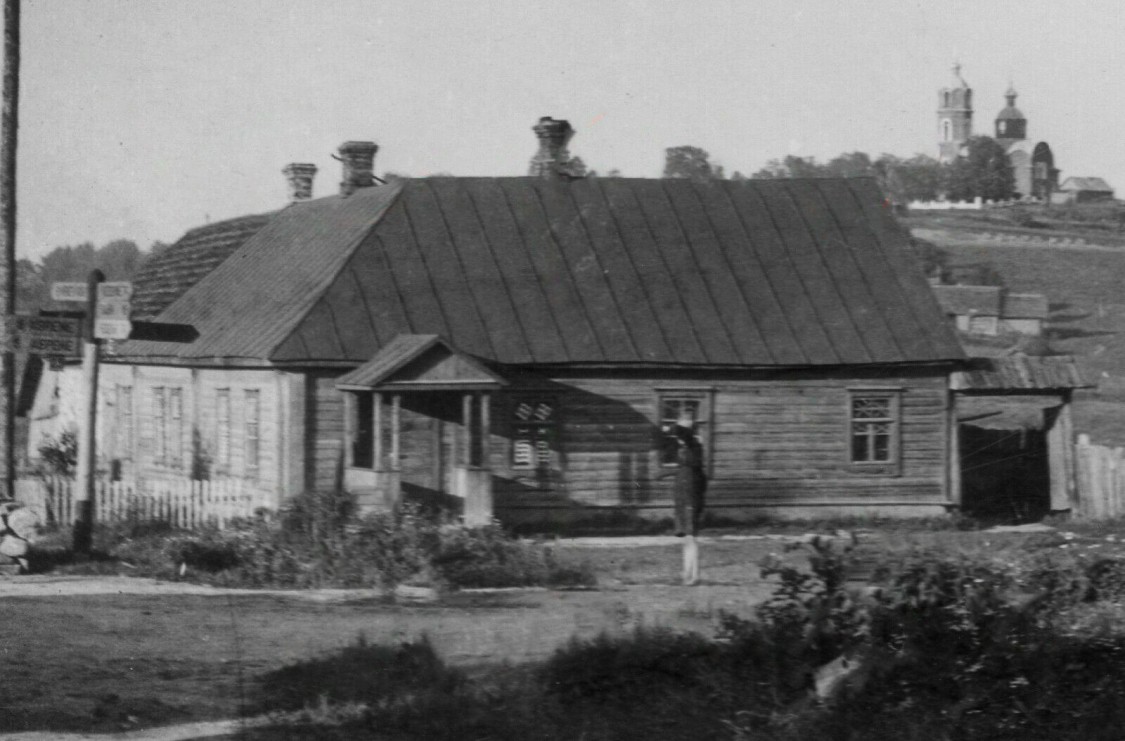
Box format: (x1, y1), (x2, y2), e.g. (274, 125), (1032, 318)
(282, 162), (317, 203)
(528, 117), (575, 179)
(336, 141), (379, 196)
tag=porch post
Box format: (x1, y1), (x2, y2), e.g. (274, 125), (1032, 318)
(948, 392), (961, 507)
(391, 394), (401, 471)
(480, 392), (491, 470)
(462, 392), (474, 466)
(373, 392), (383, 470)
(343, 392), (355, 468)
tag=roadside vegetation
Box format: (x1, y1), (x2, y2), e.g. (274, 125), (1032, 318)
(27, 490), (594, 591)
(235, 533), (1125, 740)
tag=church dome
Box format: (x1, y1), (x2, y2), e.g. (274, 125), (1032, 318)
(997, 86), (1025, 120)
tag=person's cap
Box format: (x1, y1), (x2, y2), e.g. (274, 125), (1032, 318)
(675, 411), (694, 428)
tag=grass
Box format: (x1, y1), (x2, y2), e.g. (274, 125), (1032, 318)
(233, 534), (1125, 740)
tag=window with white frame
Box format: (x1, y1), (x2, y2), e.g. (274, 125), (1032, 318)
(849, 391), (900, 470)
(511, 399), (555, 470)
(115, 385), (133, 460)
(215, 389), (231, 474)
(168, 388), (184, 468)
(152, 386), (167, 465)
(244, 389), (261, 478)
(658, 392), (709, 467)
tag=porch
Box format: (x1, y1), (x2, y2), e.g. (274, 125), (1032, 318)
(336, 335), (506, 526)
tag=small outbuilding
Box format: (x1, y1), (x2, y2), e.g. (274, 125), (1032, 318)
(1053, 177), (1115, 204)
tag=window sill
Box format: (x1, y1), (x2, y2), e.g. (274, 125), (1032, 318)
(847, 462), (901, 477)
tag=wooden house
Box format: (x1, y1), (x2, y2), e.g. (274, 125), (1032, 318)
(34, 120), (972, 523)
(1053, 177), (1115, 204)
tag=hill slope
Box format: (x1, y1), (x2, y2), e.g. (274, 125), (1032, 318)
(910, 217), (1125, 445)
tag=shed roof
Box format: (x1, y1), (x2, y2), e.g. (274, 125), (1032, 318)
(931, 284), (1002, 316)
(1002, 292), (1049, 320)
(118, 177), (964, 368)
(951, 354), (1092, 392)
(130, 212), (274, 320)
(1059, 177), (1114, 193)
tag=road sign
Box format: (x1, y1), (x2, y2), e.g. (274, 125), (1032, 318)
(96, 299), (130, 320)
(13, 315), (80, 355)
(94, 319), (132, 340)
(96, 282), (133, 301)
(50, 282), (88, 302)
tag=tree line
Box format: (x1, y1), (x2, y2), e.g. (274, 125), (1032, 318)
(657, 136), (1017, 203)
(17, 238), (168, 313)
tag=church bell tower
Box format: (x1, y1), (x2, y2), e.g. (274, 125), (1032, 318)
(937, 63), (973, 163)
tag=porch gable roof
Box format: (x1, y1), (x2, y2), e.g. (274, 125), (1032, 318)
(335, 334), (507, 392)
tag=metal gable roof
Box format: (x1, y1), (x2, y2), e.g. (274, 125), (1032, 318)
(117, 176), (964, 368)
(335, 334), (506, 391)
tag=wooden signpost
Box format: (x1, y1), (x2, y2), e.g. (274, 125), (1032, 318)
(49, 277), (194, 553)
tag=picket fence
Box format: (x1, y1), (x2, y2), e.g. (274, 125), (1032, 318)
(15, 476), (274, 529)
(1074, 435), (1125, 520)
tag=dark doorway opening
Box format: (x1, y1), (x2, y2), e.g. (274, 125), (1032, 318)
(960, 423), (1050, 523)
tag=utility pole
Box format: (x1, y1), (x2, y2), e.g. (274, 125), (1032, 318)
(0, 0), (19, 500)
(73, 270), (103, 554)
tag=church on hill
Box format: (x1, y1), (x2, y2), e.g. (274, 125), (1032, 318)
(937, 63), (1059, 199)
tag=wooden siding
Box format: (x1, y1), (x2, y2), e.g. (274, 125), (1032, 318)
(308, 373), (345, 493)
(91, 363), (284, 506)
(291, 366), (949, 520)
(490, 370), (951, 518)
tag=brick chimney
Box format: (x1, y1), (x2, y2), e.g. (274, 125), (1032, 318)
(282, 163), (317, 202)
(528, 117), (575, 179)
(336, 141), (379, 196)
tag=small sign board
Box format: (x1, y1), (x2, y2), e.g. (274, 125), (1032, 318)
(50, 282), (88, 303)
(96, 300), (130, 320)
(96, 282), (133, 301)
(94, 319), (132, 340)
(14, 315), (80, 355)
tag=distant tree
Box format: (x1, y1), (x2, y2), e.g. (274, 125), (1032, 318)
(15, 258), (43, 313)
(97, 239), (144, 280)
(663, 146), (724, 180)
(750, 155), (826, 179)
(20, 238), (159, 313)
(875, 153), (945, 202)
(824, 151), (875, 179)
(946, 136), (1015, 202)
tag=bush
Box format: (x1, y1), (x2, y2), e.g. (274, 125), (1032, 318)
(254, 636), (464, 713)
(37, 429), (78, 476)
(542, 627), (719, 704)
(38, 490), (594, 592)
(434, 524), (594, 589)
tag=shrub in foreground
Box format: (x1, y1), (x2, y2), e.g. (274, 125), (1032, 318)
(39, 490), (594, 591)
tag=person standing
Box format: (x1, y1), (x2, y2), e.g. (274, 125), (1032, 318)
(672, 414), (707, 584)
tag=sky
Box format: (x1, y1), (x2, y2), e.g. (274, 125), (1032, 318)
(4, 0), (1122, 259)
